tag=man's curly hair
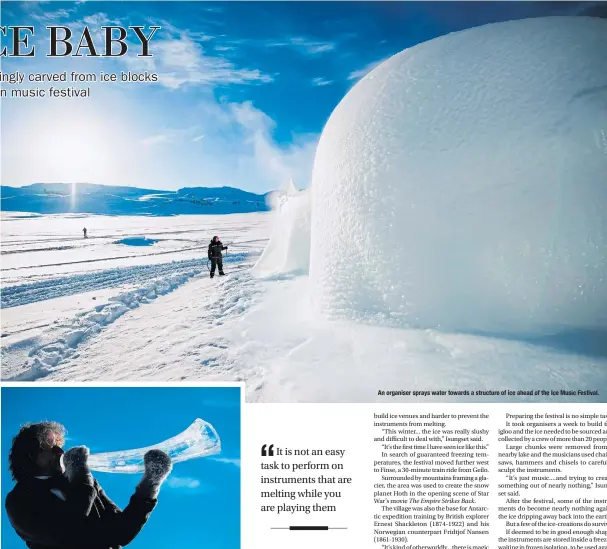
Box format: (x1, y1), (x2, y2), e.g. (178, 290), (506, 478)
(8, 422), (66, 482)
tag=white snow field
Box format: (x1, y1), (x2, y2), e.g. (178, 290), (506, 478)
(2, 17), (606, 402)
(1, 212), (269, 381)
(311, 16), (607, 336)
(2, 207), (606, 402)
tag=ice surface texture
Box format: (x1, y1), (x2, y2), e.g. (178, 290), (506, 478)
(310, 16), (607, 336)
(252, 188), (311, 278)
(87, 419), (220, 473)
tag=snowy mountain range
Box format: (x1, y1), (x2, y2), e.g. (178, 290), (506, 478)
(0, 183), (276, 216)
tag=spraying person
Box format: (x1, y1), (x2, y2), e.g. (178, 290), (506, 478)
(207, 236), (228, 278)
(5, 421), (172, 549)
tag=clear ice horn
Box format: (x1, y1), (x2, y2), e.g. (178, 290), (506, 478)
(87, 418), (221, 474)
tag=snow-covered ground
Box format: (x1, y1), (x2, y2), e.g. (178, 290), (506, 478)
(1, 212), (267, 381)
(2, 212), (606, 402)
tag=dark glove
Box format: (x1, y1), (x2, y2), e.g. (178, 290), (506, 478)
(63, 446), (94, 486)
(135, 449), (172, 500)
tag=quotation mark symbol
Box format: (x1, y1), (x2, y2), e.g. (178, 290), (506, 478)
(261, 444), (275, 457)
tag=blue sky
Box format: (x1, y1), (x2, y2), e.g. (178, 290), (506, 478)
(1, 386), (241, 549)
(1, 1), (603, 192)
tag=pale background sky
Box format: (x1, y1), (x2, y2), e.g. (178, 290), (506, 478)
(2, 1), (603, 193)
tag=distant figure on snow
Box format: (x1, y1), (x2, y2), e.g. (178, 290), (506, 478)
(5, 421), (172, 549)
(208, 236), (227, 278)
(83, 227), (87, 239)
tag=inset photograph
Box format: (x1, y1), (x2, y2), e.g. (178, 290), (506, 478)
(1, 385), (241, 549)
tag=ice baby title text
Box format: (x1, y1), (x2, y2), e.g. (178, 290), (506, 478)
(0, 26), (160, 57)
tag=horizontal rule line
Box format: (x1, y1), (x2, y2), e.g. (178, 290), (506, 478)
(270, 526), (347, 531)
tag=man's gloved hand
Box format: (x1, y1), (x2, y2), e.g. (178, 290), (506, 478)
(135, 449), (172, 500)
(63, 446), (94, 486)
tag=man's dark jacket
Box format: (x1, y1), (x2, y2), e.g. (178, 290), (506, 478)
(5, 475), (156, 549)
(208, 240), (227, 260)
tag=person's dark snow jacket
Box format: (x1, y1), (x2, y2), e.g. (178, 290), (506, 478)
(208, 238), (227, 260)
(5, 475), (156, 549)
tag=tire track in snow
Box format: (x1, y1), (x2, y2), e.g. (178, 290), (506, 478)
(1, 253), (249, 309)
(3, 272), (200, 381)
(2, 245), (76, 255)
(2, 262), (254, 381)
(0, 246), (206, 271)
(1, 238), (203, 256)
(30, 263), (266, 384)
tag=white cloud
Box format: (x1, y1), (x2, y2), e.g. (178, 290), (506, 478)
(41, 11), (272, 90)
(311, 77), (333, 87)
(127, 35), (273, 89)
(141, 126), (202, 147)
(141, 134), (171, 147)
(269, 37), (336, 55)
(210, 457), (241, 467)
(129, 98), (318, 192)
(291, 37), (335, 55)
(95, 97), (318, 192)
(152, 19), (213, 43)
(158, 39), (202, 71)
(231, 101), (274, 132)
(347, 56), (391, 81)
(81, 12), (120, 27)
(167, 476), (201, 489)
(30, 8), (73, 22)
(186, 31), (215, 43)
(119, 20), (272, 89)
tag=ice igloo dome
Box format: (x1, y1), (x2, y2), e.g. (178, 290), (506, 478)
(309, 16), (607, 336)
